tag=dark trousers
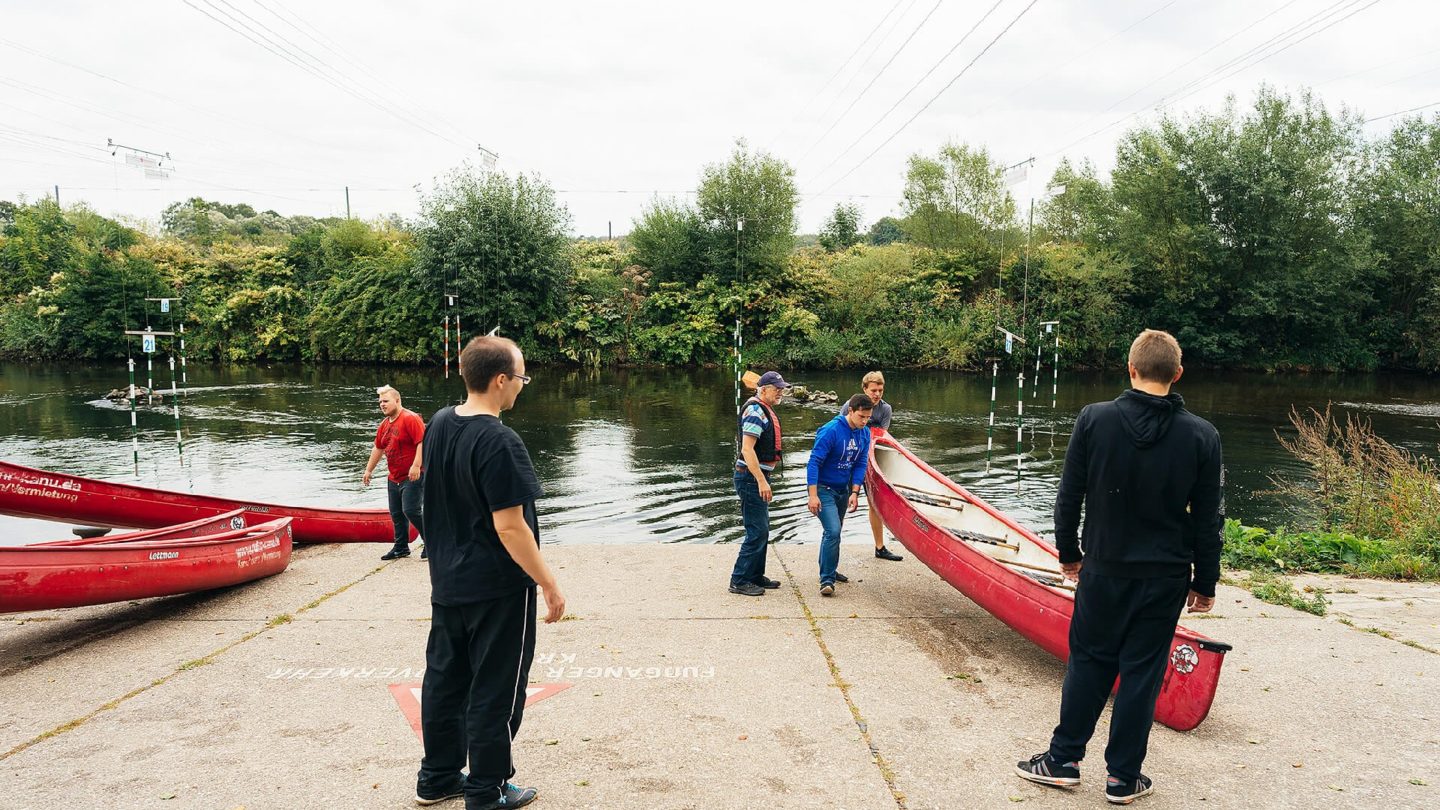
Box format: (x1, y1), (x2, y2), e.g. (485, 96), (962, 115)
(1049, 569), (1189, 782)
(387, 477), (424, 550)
(419, 587), (538, 807)
(730, 469), (770, 586)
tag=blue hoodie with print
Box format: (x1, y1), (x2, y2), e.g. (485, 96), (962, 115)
(806, 414), (871, 490)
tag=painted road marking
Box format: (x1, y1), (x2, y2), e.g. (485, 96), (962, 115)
(388, 682), (573, 740)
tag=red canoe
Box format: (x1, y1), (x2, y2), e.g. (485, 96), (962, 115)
(0, 460), (408, 544)
(34, 508), (253, 547)
(866, 432), (1231, 732)
(0, 517), (294, 613)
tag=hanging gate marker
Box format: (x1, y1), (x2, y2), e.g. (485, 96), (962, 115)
(994, 326), (1027, 477)
(147, 296), (188, 460)
(123, 327), (179, 471)
(1039, 321), (1060, 410)
(986, 359), (998, 468)
(442, 292), (460, 378)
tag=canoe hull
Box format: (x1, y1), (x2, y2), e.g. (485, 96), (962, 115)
(0, 518), (294, 613)
(867, 432), (1228, 732)
(0, 461), (406, 544)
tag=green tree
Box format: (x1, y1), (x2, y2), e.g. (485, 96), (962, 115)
(695, 140), (798, 285)
(1111, 86), (1374, 368)
(1038, 159), (1117, 245)
(627, 198), (706, 285)
(1354, 115), (1440, 369)
(414, 168), (573, 352)
(818, 203), (863, 251)
(867, 216), (906, 245)
(900, 142), (1015, 252)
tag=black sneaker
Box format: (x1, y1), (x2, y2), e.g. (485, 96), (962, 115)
(753, 576), (781, 589)
(833, 572), (849, 583)
(1106, 774), (1153, 804)
(820, 583), (835, 596)
(1014, 752), (1080, 787)
(875, 546), (904, 561)
(381, 549), (410, 561)
(472, 782), (538, 809)
(414, 778), (462, 805)
(729, 581), (765, 596)
(418, 543), (427, 560)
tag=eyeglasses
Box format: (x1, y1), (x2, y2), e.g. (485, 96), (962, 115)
(511, 373), (532, 384)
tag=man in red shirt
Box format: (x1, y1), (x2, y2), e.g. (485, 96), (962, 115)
(364, 385), (425, 560)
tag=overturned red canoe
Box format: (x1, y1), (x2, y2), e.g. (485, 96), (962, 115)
(866, 431), (1231, 732)
(0, 517), (294, 613)
(0, 460), (408, 544)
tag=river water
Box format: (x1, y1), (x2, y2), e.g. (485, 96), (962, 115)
(3, 362), (1440, 546)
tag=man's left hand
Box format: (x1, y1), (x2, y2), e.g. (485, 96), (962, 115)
(1061, 560), (1082, 580)
(1186, 591), (1215, 613)
(407, 465), (421, 482)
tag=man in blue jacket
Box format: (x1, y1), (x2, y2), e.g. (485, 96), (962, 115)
(1016, 329), (1222, 805)
(806, 394), (874, 596)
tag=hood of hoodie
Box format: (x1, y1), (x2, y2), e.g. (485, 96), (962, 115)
(1115, 389), (1185, 448)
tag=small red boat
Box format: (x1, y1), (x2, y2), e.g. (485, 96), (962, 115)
(0, 460), (408, 544)
(866, 431), (1231, 732)
(0, 517), (294, 613)
(34, 509), (253, 547)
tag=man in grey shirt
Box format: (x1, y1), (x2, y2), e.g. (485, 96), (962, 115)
(841, 371), (903, 562)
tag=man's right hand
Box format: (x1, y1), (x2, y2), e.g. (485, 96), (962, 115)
(757, 476), (773, 503)
(542, 584), (567, 624)
(1186, 591), (1215, 613)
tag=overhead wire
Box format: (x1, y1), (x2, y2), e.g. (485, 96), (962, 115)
(770, 0), (908, 151)
(805, 0), (1006, 186)
(183, 0), (467, 150)
(814, 0), (1042, 196)
(1039, 0), (1382, 160)
(249, 0), (479, 146)
(795, 0), (947, 166)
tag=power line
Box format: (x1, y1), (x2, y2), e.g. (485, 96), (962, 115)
(1039, 0), (1380, 160)
(796, 0), (946, 166)
(249, 0), (479, 146)
(774, 0), (908, 148)
(806, 0), (1006, 186)
(808, 0), (923, 143)
(815, 0), (1043, 196)
(183, 0), (467, 150)
(1366, 99), (1440, 122)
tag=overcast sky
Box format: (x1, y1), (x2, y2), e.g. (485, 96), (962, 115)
(2, 0), (1435, 236)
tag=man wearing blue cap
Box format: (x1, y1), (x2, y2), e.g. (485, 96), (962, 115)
(729, 370), (791, 596)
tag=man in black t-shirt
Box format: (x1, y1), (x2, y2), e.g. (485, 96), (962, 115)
(413, 335), (566, 810)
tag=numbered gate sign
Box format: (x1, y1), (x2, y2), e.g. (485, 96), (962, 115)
(160, 299), (170, 313)
(1005, 334), (1013, 355)
(142, 334), (157, 354)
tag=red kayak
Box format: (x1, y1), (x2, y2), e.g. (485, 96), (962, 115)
(866, 431), (1231, 732)
(0, 517), (293, 613)
(0, 460), (409, 544)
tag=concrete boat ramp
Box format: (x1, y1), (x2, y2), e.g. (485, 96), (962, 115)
(1, 543), (1436, 809)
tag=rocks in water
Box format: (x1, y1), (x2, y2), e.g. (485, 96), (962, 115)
(105, 386), (164, 406)
(784, 385), (839, 404)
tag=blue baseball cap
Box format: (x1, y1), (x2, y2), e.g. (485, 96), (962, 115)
(757, 371), (792, 389)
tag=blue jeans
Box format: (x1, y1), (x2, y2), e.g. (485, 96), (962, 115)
(730, 470), (770, 586)
(388, 476), (424, 551)
(816, 484), (849, 585)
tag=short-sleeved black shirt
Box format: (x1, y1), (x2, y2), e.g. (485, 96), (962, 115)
(421, 406), (544, 605)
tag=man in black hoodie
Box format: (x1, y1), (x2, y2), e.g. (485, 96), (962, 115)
(1015, 329), (1223, 805)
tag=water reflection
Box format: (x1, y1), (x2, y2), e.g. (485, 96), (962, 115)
(3, 362), (1439, 547)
